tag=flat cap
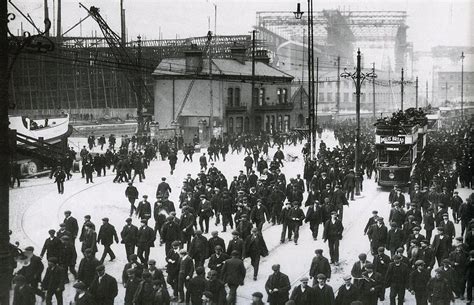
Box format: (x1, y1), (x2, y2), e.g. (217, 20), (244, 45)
(96, 264), (105, 271)
(317, 273), (327, 279)
(252, 292), (263, 298)
(73, 282), (87, 290)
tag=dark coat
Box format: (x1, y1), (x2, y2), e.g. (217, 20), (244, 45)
(136, 200), (152, 219)
(178, 255), (194, 279)
(323, 219), (344, 241)
(189, 235), (209, 260)
(75, 292), (97, 305)
(208, 253), (230, 276)
(409, 269), (430, 293)
(208, 236), (226, 254)
(432, 234), (452, 258)
(221, 257), (246, 285)
(42, 265), (65, 292)
(367, 224), (388, 247)
(81, 230), (98, 254)
(309, 256), (331, 279)
(244, 233), (269, 258)
(314, 284), (335, 305)
(265, 271), (291, 304)
(160, 220), (181, 243)
(288, 207), (306, 226)
(124, 277), (140, 305)
(13, 284), (36, 305)
(305, 205), (323, 225)
(89, 273), (118, 305)
(17, 255), (44, 285)
(136, 225), (155, 248)
(120, 224), (138, 246)
(335, 284), (359, 305)
(78, 257), (101, 287)
(187, 275), (207, 304)
(97, 223), (118, 246)
(64, 216), (79, 238)
(226, 238), (244, 257)
(386, 228), (404, 251)
(385, 262), (410, 288)
(290, 285), (314, 305)
(359, 271), (383, 299)
(40, 237), (62, 259)
(206, 278), (227, 304)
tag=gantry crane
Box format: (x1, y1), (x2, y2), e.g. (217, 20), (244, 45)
(79, 4), (153, 135)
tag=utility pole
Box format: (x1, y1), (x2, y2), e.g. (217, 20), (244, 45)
(44, 0), (49, 36)
(250, 29), (256, 132)
(0, 0), (12, 302)
(444, 81), (448, 104)
(208, 31), (213, 141)
(400, 68), (404, 111)
(461, 51), (465, 120)
(56, 0), (61, 37)
(415, 76), (418, 108)
(372, 62), (376, 119)
(135, 35), (144, 135)
(313, 56), (318, 161)
(336, 56), (340, 115)
(355, 50), (361, 195)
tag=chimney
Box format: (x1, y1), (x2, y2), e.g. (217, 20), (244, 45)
(184, 45), (203, 74)
(230, 45), (247, 64)
(255, 50), (270, 64)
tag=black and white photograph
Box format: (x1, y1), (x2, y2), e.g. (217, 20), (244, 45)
(1, 0), (473, 304)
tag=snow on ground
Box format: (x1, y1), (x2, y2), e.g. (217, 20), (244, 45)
(9, 130), (469, 305)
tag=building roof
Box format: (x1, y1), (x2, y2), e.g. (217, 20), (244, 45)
(152, 58), (294, 80)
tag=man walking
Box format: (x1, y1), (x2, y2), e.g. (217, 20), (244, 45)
(323, 211), (344, 264)
(244, 227), (269, 281)
(97, 218), (118, 264)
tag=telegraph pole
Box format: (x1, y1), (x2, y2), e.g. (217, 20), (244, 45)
(336, 56), (340, 114)
(208, 31), (213, 140)
(415, 76), (418, 108)
(313, 56), (318, 160)
(120, 0), (126, 45)
(372, 62), (376, 119)
(426, 80), (429, 106)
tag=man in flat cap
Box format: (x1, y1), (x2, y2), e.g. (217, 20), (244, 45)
(310, 249), (331, 286)
(367, 217), (388, 255)
(244, 227), (269, 281)
(323, 211), (344, 264)
(120, 218), (138, 259)
(335, 275), (359, 305)
(385, 255), (410, 305)
(221, 250), (246, 305)
(314, 273), (335, 305)
(97, 217), (119, 264)
(359, 263), (383, 305)
(206, 270), (227, 304)
(63, 210), (79, 241)
(40, 229), (62, 260)
(17, 246), (44, 298)
(136, 219), (155, 265)
(409, 260), (430, 305)
(89, 265), (118, 305)
(73, 281), (95, 305)
(13, 275), (36, 305)
(226, 231), (244, 258)
(432, 226), (452, 267)
(42, 257), (65, 305)
(290, 277), (314, 305)
(252, 291), (265, 305)
(77, 248), (101, 288)
(426, 268), (454, 305)
(265, 264), (291, 305)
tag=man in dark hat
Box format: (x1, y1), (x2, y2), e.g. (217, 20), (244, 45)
(166, 241), (181, 300)
(40, 229), (62, 260)
(136, 219), (155, 265)
(440, 213), (455, 239)
(177, 249), (194, 303)
(351, 253), (371, 289)
(208, 245), (229, 278)
(288, 201), (305, 245)
(250, 199), (269, 231)
(58, 235), (77, 283)
(77, 248), (101, 288)
(310, 249), (331, 286)
(187, 266), (207, 305)
(221, 250), (246, 305)
(89, 265), (118, 305)
(448, 243), (468, 299)
(226, 231), (244, 258)
(387, 222), (404, 256)
(244, 227), (269, 281)
(359, 263), (383, 305)
(125, 182), (139, 217)
(364, 211), (379, 235)
(136, 195), (152, 220)
(97, 218), (118, 264)
(252, 291), (265, 305)
(409, 260), (430, 305)
(290, 277), (314, 305)
(73, 281), (95, 305)
(161, 215), (181, 255)
(314, 273), (335, 305)
(121, 254), (144, 284)
(42, 257), (65, 305)
(189, 230), (209, 268)
(367, 217), (388, 255)
(323, 211), (344, 264)
(205, 270), (226, 304)
(385, 254), (410, 305)
(432, 226), (452, 266)
(120, 218), (138, 258)
(17, 246), (44, 298)
(63, 210), (79, 241)
(265, 264), (291, 305)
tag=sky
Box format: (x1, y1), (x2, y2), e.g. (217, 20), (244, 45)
(9, 0), (474, 52)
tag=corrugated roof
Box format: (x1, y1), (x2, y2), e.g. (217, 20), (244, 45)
(153, 58), (294, 79)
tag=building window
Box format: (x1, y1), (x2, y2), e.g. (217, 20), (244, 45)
(228, 117), (234, 134)
(344, 92), (349, 103)
(282, 88), (288, 103)
(227, 88), (234, 107)
(277, 88), (282, 104)
(271, 115), (275, 133)
(236, 117), (243, 134)
(327, 93), (333, 102)
(284, 115), (290, 132)
(234, 87), (241, 106)
(319, 93), (325, 102)
(258, 88), (266, 106)
(265, 115), (271, 132)
(277, 115), (283, 131)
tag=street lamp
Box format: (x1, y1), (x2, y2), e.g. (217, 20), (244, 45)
(340, 49), (376, 195)
(461, 51), (465, 120)
(294, 1), (315, 161)
(441, 82), (450, 106)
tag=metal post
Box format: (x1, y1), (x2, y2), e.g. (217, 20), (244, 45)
(44, 0), (49, 36)
(426, 80), (428, 106)
(209, 31), (213, 140)
(0, 0), (12, 301)
(415, 76), (418, 108)
(355, 49), (361, 196)
(445, 81), (448, 104)
(461, 52), (464, 120)
(120, 0), (126, 45)
(136, 35), (143, 135)
(56, 0), (61, 37)
(400, 68), (404, 111)
(313, 56), (318, 161)
(251, 29), (256, 132)
(336, 56), (340, 114)
(372, 62), (376, 119)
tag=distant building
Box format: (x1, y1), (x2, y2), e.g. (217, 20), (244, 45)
(436, 70), (474, 106)
(152, 47), (294, 143)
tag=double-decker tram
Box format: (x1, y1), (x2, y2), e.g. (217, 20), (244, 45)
(374, 108), (428, 187)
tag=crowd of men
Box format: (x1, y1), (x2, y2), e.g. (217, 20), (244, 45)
(7, 114), (474, 305)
